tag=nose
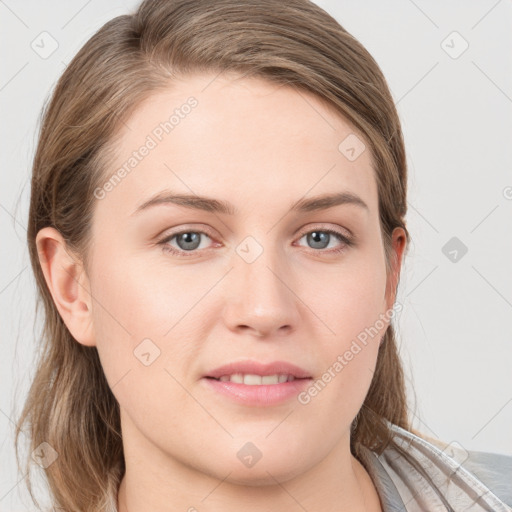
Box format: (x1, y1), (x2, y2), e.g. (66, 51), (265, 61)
(221, 242), (301, 338)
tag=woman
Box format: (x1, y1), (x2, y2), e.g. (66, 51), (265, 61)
(15, 0), (512, 511)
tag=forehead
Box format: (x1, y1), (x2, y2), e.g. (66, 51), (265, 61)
(95, 72), (378, 221)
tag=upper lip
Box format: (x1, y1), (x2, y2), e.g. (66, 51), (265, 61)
(205, 360), (312, 379)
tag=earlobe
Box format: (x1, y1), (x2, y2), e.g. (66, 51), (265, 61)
(35, 227), (96, 347)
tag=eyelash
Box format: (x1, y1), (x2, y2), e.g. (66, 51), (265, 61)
(157, 226), (354, 258)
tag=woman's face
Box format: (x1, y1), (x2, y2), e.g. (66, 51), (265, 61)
(78, 73), (405, 484)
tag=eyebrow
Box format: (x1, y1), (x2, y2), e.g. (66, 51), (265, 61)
(131, 189), (369, 216)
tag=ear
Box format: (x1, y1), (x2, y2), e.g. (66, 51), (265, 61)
(35, 227), (96, 347)
(384, 227), (407, 311)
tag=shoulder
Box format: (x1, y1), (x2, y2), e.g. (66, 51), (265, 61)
(425, 434), (512, 508)
(358, 423), (512, 511)
(391, 424), (512, 509)
(461, 449), (512, 505)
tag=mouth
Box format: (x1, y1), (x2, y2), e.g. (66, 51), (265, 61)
(204, 360), (312, 382)
(204, 374), (310, 385)
(201, 360), (313, 406)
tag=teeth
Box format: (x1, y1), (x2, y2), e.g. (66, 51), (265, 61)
(217, 373), (296, 385)
(245, 374), (263, 385)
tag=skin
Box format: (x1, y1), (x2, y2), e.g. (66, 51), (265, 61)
(37, 72), (406, 512)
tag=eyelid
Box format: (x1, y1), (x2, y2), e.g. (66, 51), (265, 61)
(295, 223), (353, 241)
(158, 223), (217, 240)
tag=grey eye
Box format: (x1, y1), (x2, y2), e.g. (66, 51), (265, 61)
(174, 232), (203, 251)
(305, 231), (331, 250)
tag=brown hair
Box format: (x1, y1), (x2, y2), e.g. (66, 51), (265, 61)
(16, 0), (413, 510)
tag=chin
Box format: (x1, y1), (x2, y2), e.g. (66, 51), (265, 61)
(199, 449), (312, 487)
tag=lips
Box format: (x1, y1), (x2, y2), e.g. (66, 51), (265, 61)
(202, 360), (313, 407)
(204, 360), (312, 380)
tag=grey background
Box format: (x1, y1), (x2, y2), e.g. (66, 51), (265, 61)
(1, 0), (511, 509)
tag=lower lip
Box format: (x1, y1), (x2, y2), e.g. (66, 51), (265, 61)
(201, 377), (312, 407)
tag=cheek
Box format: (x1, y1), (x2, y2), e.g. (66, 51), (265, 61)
(88, 258), (201, 436)
(87, 250), (180, 388)
(307, 250), (388, 346)
(88, 244), (217, 398)
(90, 240), (198, 341)
(300, 250), (387, 403)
